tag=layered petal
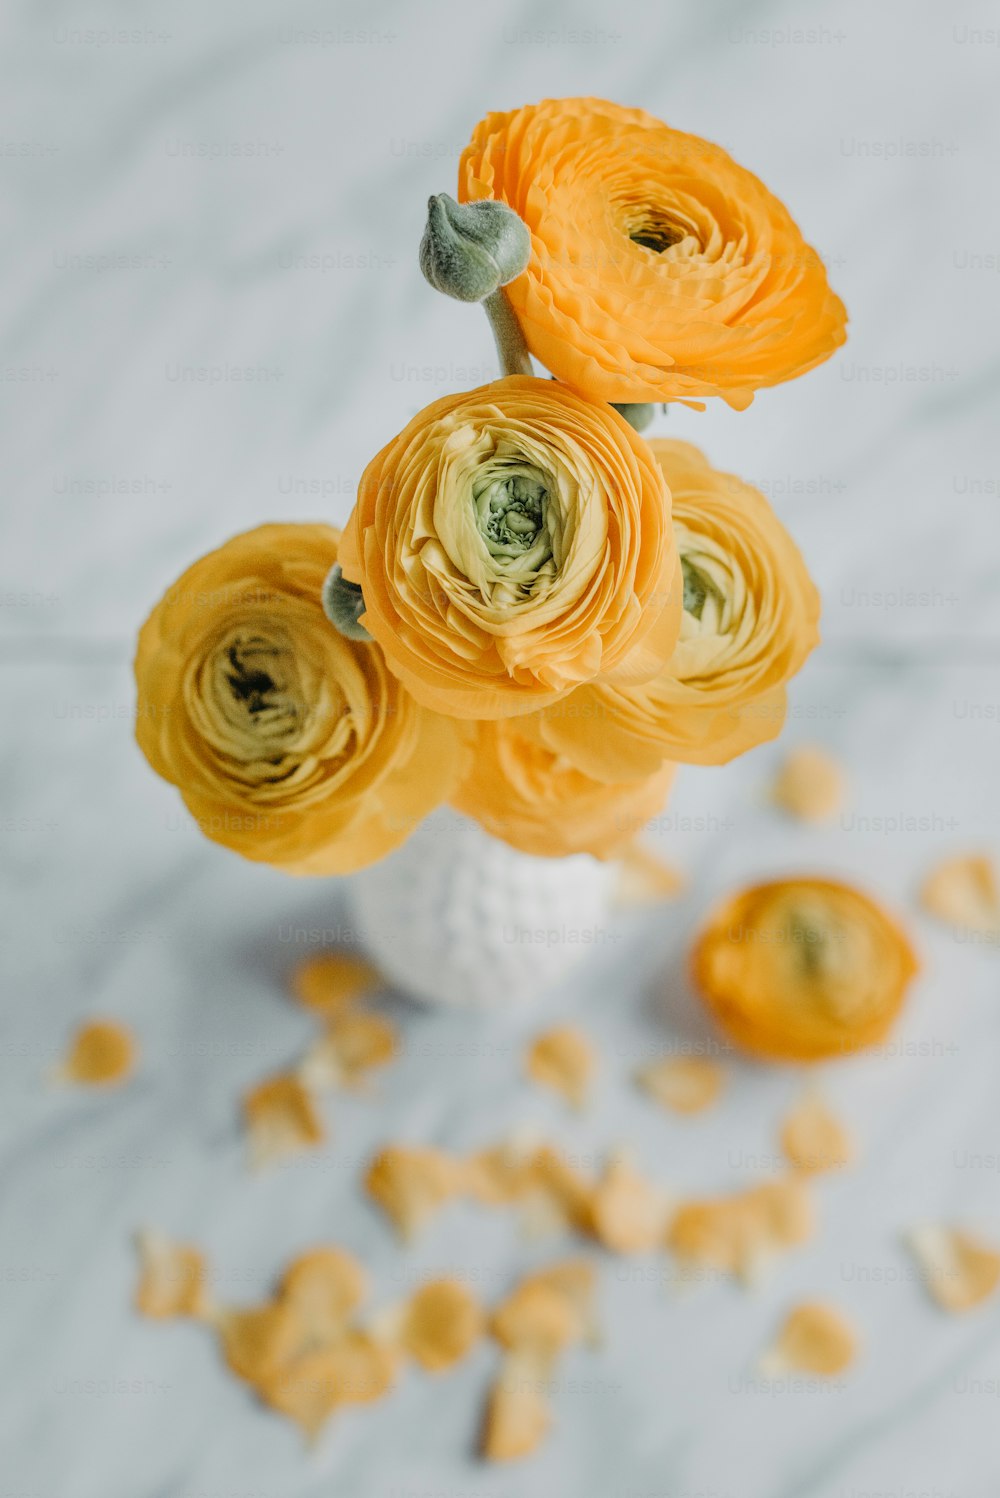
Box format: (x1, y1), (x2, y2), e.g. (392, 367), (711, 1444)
(134, 524), (465, 874)
(452, 717), (674, 859)
(460, 98), (847, 408)
(524, 439), (820, 777)
(339, 376), (680, 720)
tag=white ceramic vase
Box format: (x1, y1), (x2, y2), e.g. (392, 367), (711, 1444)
(350, 807), (616, 1008)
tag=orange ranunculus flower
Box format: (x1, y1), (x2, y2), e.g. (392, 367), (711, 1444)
(691, 878), (919, 1062)
(459, 98), (847, 410)
(338, 375), (680, 721)
(452, 719), (674, 860)
(134, 524), (465, 875)
(521, 439), (820, 778)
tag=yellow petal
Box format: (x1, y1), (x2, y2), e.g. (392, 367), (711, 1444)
(290, 952), (380, 1016)
(400, 1279), (483, 1372)
(589, 1155), (670, 1254)
(364, 1145), (465, 1239)
(760, 1302), (858, 1376)
(243, 1074), (325, 1170)
(770, 746), (846, 821)
(636, 1056), (724, 1116)
(279, 1247), (367, 1346)
(780, 1090), (854, 1174)
(525, 1026), (595, 1109)
(905, 1224), (1000, 1313)
(134, 1228), (211, 1320)
(481, 1347), (552, 1462)
(921, 854), (1000, 938)
(55, 1020), (135, 1087)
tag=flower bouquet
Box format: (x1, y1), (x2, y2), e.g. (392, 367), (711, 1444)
(134, 98), (846, 1007)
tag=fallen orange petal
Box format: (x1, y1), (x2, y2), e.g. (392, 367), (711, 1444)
(400, 1279), (483, 1373)
(905, 1224), (1000, 1313)
(279, 1247), (367, 1347)
(921, 854), (1000, 939)
(589, 1155), (669, 1254)
(770, 746), (846, 822)
(760, 1302), (858, 1376)
(526, 1026), (595, 1110)
(56, 1019), (135, 1087)
(299, 1011), (399, 1091)
(134, 1228), (211, 1320)
(667, 1175), (814, 1284)
(365, 1145), (465, 1239)
(481, 1347), (552, 1462)
(780, 1091), (854, 1174)
(217, 1301), (307, 1387)
(260, 1334), (397, 1440)
(243, 1074), (325, 1170)
(291, 952), (381, 1016)
(637, 1056), (724, 1115)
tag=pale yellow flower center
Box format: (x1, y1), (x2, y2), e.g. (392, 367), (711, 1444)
(187, 619), (358, 797)
(433, 424), (589, 616)
(670, 528), (753, 682)
(779, 898), (871, 1023)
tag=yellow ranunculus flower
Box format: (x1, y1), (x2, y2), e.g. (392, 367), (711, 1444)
(691, 878), (919, 1061)
(338, 376), (681, 721)
(452, 718), (674, 859)
(459, 97), (847, 410)
(520, 439), (820, 777)
(134, 524), (465, 874)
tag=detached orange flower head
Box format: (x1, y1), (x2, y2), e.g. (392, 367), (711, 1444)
(523, 440), (820, 778)
(692, 878), (918, 1062)
(338, 376), (681, 720)
(134, 524), (465, 874)
(460, 98), (847, 409)
(452, 717), (674, 859)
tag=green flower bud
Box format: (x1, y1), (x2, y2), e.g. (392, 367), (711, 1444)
(611, 402), (658, 433)
(419, 193), (530, 303)
(322, 565), (372, 641)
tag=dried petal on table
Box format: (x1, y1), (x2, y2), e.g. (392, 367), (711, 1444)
(399, 1279), (483, 1372)
(243, 1074), (325, 1170)
(290, 951), (381, 1016)
(481, 1346), (552, 1463)
(260, 1334), (397, 1440)
(589, 1155), (671, 1254)
(637, 1056), (724, 1115)
(54, 1019), (135, 1087)
(760, 1302), (858, 1376)
(298, 1011), (399, 1091)
(770, 745), (846, 821)
(279, 1247), (367, 1347)
(905, 1224), (1000, 1313)
(491, 1280), (579, 1360)
(667, 1175), (815, 1284)
(780, 1090), (854, 1174)
(217, 1301), (308, 1386)
(365, 1145), (465, 1239)
(528, 1145), (596, 1234)
(134, 1228), (211, 1320)
(525, 1025), (595, 1109)
(466, 1131), (546, 1205)
(921, 854), (1000, 938)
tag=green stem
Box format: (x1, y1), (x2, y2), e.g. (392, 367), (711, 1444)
(482, 288), (534, 378)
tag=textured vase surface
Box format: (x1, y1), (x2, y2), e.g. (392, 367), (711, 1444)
(350, 807), (616, 1008)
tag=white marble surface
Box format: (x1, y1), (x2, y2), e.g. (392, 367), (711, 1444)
(3, 1), (1000, 1494)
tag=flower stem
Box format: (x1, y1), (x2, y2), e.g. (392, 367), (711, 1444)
(482, 288), (534, 378)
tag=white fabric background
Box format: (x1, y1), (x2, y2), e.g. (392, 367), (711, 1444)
(2, 1), (999, 1494)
